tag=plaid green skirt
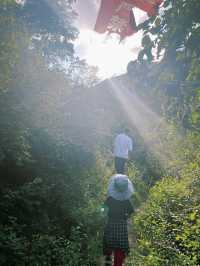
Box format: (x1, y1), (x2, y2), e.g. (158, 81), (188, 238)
(103, 220), (129, 255)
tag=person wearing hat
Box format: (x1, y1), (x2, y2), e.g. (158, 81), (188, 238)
(103, 174), (134, 266)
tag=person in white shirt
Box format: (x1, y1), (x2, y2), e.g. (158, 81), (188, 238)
(113, 128), (133, 174)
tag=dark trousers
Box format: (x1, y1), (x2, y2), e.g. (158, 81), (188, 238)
(114, 157), (127, 174)
(105, 248), (126, 266)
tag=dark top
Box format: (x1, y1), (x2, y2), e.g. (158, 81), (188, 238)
(104, 196), (134, 222)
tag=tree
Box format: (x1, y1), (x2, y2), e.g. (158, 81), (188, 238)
(0, 1), (103, 265)
(126, 1), (200, 265)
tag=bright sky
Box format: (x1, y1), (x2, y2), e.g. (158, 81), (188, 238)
(73, 0), (148, 79)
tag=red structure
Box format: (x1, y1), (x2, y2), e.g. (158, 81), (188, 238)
(94, 0), (163, 39)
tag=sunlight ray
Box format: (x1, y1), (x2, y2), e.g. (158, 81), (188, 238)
(108, 77), (182, 173)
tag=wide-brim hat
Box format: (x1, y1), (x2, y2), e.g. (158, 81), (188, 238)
(108, 174), (134, 201)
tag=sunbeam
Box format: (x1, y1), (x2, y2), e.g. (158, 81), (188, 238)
(108, 75), (182, 173)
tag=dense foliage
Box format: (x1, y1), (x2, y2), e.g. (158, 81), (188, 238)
(126, 0), (200, 265)
(1, 0), (200, 265)
(0, 1), (102, 265)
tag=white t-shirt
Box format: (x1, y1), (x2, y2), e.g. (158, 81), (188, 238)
(113, 133), (133, 159)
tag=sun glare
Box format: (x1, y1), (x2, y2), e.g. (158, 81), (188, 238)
(74, 29), (143, 78)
